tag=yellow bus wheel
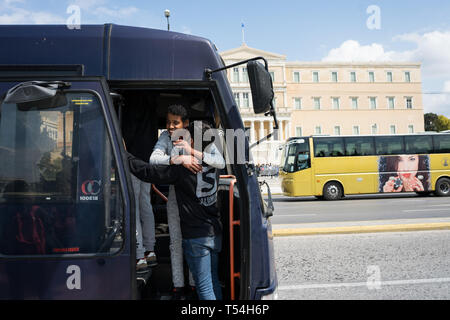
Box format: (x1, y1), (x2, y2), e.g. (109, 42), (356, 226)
(323, 182), (343, 201)
(435, 177), (450, 197)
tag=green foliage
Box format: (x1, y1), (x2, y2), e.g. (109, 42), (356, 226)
(436, 115), (450, 131)
(424, 113), (450, 132)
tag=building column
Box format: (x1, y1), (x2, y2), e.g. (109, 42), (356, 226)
(259, 120), (264, 141)
(285, 121), (290, 139)
(250, 120), (255, 142)
(269, 120), (273, 141)
(279, 120), (284, 141)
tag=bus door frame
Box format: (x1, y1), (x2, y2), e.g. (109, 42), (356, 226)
(109, 79), (252, 299)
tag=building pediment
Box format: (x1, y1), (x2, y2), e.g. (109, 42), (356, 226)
(220, 44), (286, 62)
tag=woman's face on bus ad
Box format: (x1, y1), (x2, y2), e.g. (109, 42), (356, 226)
(396, 155), (419, 178)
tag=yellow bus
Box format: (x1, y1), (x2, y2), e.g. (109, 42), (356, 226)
(279, 133), (450, 200)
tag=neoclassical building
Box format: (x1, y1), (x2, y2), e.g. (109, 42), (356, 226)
(220, 44), (424, 165)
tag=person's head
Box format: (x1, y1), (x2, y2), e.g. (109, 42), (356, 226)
(166, 104), (189, 136)
(395, 154), (419, 178)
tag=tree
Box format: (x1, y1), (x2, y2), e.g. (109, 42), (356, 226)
(424, 113), (438, 131)
(436, 115), (450, 131)
(424, 113), (450, 132)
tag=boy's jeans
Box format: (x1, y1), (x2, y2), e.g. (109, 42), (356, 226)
(182, 235), (222, 300)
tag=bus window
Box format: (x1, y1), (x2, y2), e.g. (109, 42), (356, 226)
(433, 134), (450, 153)
(283, 143), (297, 172)
(0, 91), (123, 256)
(344, 137), (375, 156)
(282, 139), (309, 172)
(375, 136), (404, 155)
(314, 138), (344, 157)
(405, 135), (433, 154)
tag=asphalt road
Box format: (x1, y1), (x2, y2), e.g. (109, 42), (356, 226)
(269, 193), (450, 225)
(265, 191), (450, 299)
(274, 230), (450, 300)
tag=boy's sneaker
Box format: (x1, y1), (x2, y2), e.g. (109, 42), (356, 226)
(145, 251), (158, 267)
(136, 258), (148, 272)
(171, 287), (186, 300)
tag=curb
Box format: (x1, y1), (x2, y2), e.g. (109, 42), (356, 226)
(272, 222), (450, 237)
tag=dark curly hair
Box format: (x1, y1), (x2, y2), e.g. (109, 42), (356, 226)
(167, 104), (189, 122)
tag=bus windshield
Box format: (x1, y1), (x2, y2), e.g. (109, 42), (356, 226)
(0, 90), (123, 256)
(281, 138), (310, 173)
(0, 100), (75, 199)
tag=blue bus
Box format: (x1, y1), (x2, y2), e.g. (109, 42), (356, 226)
(0, 24), (277, 300)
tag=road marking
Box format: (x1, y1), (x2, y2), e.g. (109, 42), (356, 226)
(278, 277), (450, 291)
(402, 208), (450, 212)
(274, 214), (317, 217)
(273, 222), (450, 236)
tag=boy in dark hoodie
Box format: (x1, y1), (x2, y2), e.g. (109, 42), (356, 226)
(125, 121), (224, 300)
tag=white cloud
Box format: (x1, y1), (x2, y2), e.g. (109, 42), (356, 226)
(93, 6), (138, 18)
(322, 30), (450, 116)
(181, 26), (192, 35)
(393, 30), (450, 79)
(423, 81), (450, 116)
(323, 40), (392, 62)
(0, 4), (65, 24)
(68, 0), (106, 11)
(322, 39), (414, 62)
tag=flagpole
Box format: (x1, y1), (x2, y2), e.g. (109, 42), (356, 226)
(241, 22), (245, 45)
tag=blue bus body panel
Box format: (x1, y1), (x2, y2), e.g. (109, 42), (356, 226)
(108, 25), (221, 80)
(0, 257), (131, 299)
(0, 25), (105, 75)
(0, 24), (221, 81)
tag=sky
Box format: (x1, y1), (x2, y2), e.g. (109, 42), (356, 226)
(1, 0), (450, 116)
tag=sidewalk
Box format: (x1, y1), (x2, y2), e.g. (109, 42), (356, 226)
(272, 217), (450, 237)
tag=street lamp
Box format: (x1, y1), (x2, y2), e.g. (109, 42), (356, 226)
(164, 9), (170, 31)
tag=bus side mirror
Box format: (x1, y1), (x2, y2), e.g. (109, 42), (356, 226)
(4, 81), (69, 111)
(247, 60), (274, 114)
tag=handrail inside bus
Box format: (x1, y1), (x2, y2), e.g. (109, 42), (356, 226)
(219, 174), (240, 300)
(151, 184), (168, 203)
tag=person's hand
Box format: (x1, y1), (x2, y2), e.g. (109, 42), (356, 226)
(173, 139), (204, 161)
(402, 176), (424, 192)
(170, 155), (202, 174)
(173, 139), (192, 155)
(383, 177), (403, 192)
